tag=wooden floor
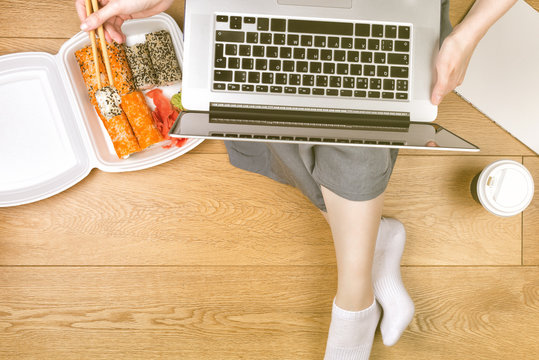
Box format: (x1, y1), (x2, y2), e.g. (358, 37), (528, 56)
(1, 0), (539, 359)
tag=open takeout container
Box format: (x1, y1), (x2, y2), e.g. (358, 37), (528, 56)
(0, 13), (202, 207)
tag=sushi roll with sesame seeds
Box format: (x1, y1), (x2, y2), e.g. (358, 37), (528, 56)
(145, 30), (182, 86)
(125, 42), (157, 90)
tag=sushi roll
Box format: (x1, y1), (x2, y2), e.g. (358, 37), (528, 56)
(145, 30), (182, 86)
(95, 86), (123, 120)
(125, 42), (157, 90)
(121, 91), (163, 150)
(105, 40), (136, 96)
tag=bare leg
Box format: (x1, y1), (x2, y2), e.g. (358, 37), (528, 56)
(320, 185), (384, 311)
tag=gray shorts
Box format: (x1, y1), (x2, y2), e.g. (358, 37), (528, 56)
(224, 0), (452, 212)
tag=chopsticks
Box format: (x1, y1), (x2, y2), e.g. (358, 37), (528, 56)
(86, 0), (115, 87)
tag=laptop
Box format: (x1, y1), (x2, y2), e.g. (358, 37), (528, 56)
(170, 0), (479, 152)
(455, 0), (539, 155)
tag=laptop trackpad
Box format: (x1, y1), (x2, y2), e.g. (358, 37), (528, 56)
(277, 0), (352, 9)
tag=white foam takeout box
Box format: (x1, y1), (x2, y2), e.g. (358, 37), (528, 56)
(0, 14), (202, 207)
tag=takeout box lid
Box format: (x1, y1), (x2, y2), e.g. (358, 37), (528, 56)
(0, 13), (201, 207)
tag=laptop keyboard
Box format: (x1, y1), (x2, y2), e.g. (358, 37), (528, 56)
(212, 14), (411, 100)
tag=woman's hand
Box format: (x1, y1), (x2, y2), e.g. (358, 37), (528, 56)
(76, 0), (174, 43)
(431, 27), (478, 105)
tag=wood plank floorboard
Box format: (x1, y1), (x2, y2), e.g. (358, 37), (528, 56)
(1, 266), (538, 360)
(0, 155), (522, 266)
(523, 157), (539, 265)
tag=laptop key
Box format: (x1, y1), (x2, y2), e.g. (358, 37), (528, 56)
(257, 18), (269, 31)
(276, 73), (287, 84)
(288, 34), (300, 46)
(381, 40), (393, 51)
(216, 15), (228, 22)
(244, 17), (256, 24)
(228, 57), (240, 69)
(256, 85), (268, 92)
(316, 75), (328, 87)
(270, 85), (283, 93)
(372, 24), (383, 37)
(395, 40), (409, 52)
(312, 88), (325, 95)
(214, 70), (233, 82)
(307, 48), (319, 60)
(297, 61), (309, 72)
(284, 87), (297, 94)
(213, 83), (226, 90)
(356, 77), (368, 88)
(283, 60), (295, 72)
(385, 25), (397, 38)
(323, 63), (335, 74)
(374, 52), (386, 64)
(341, 37), (353, 49)
(260, 32), (272, 44)
(242, 84), (254, 91)
(246, 32), (258, 44)
(361, 51), (372, 63)
(267, 46), (279, 58)
(253, 45), (264, 57)
(248, 72), (260, 83)
(269, 59), (281, 71)
(334, 50), (346, 61)
(301, 35), (313, 46)
(255, 59), (267, 70)
(397, 79), (408, 91)
(396, 92), (408, 99)
(315, 36), (326, 47)
(398, 26), (410, 39)
(337, 63), (349, 75)
(377, 65), (389, 77)
(330, 76), (341, 87)
(350, 64), (362, 75)
(271, 18), (286, 32)
(225, 44), (237, 56)
(354, 38), (367, 50)
(343, 77), (354, 88)
(368, 91), (381, 98)
(299, 87), (311, 94)
(228, 83), (240, 91)
(354, 90), (367, 97)
(368, 39), (380, 51)
(355, 23), (370, 37)
(274, 33), (286, 45)
(382, 91), (394, 99)
(383, 79), (395, 90)
(310, 62), (322, 73)
(370, 78), (381, 89)
(388, 53), (409, 65)
(242, 58), (254, 69)
(328, 37), (340, 48)
(289, 74), (301, 85)
(390, 66), (408, 78)
(262, 72), (274, 84)
(347, 51), (360, 63)
(340, 89), (352, 97)
(280, 47), (292, 59)
(216, 30), (244, 43)
(234, 71), (246, 83)
(364, 65), (376, 76)
(230, 16), (242, 30)
(293, 48), (306, 59)
(321, 49), (332, 61)
(239, 44), (251, 56)
(327, 89), (339, 96)
(302, 74), (315, 86)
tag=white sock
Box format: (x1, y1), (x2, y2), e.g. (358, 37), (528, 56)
(324, 297), (381, 360)
(372, 217), (415, 346)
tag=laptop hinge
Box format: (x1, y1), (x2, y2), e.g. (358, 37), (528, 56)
(209, 102), (410, 131)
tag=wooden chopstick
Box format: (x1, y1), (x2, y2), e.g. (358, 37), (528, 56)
(85, 0), (101, 89)
(90, 0), (114, 86)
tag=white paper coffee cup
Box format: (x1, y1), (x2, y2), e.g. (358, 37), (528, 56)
(471, 160), (534, 217)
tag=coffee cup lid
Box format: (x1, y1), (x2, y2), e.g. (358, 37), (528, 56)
(477, 160), (534, 217)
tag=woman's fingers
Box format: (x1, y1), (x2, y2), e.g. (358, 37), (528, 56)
(103, 18), (126, 43)
(75, 0), (88, 21)
(80, 1), (121, 31)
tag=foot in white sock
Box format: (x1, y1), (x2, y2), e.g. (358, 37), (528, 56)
(324, 297), (381, 360)
(372, 217), (415, 346)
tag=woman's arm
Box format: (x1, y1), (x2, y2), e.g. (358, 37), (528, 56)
(431, 0), (518, 105)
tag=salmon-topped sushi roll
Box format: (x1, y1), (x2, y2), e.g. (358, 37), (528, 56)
(121, 91), (163, 150)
